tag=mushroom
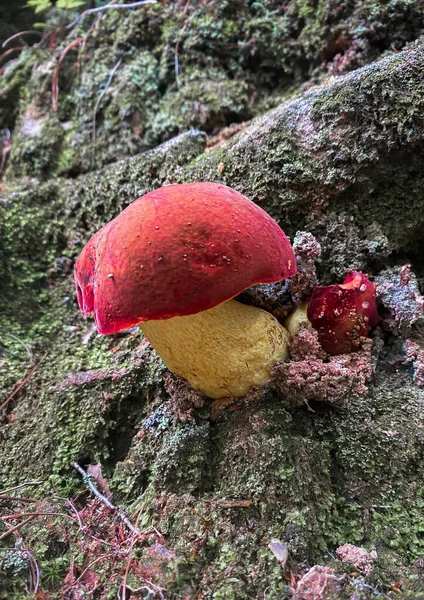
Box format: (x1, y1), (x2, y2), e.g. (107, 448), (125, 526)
(74, 182), (296, 399)
(283, 301), (311, 337)
(307, 271), (379, 355)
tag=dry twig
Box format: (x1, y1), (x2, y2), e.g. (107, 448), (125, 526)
(0, 516), (35, 541)
(71, 462), (142, 537)
(52, 38), (84, 111)
(0, 354), (47, 413)
(2, 511), (73, 521)
(67, 0), (158, 30)
(70, 551), (126, 588)
(2, 31), (42, 48)
(23, 548), (40, 594)
(120, 508), (143, 600)
(0, 482), (43, 496)
(0, 46), (24, 64)
(0, 496), (38, 504)
(174, 6), (198, 86)
(7, 333), (33, 361)
(91, 57), (122, 165)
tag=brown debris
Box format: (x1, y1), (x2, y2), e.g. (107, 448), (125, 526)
(375, 265), (424, 333)
(287, 231), (322, 304)
(336, 543), (377, 575)
(326, 34), (367, 76)
(164, 373), (206, 422)
(86, 462), (112, 500)
(272, 332), (373, 405)
(206, 122), (248, 151)
(136, 541), (176, 584)
(235, 279), (294, 320)
(291, 565), (342, 600)
(210, 396), (241, 421)
(268, 539), (289, 567)
(403, 338), (424, 388)
(288, 327), (326, 362)
(236, 231), (321, 320)
(217, 499), (254, 509)
(48, 365), (137, 393)
(210, 386), (266, 420)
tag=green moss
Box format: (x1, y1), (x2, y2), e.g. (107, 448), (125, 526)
(0, 50), (36, 130)
(321, 373), (424, 559)
(6, 113), (64, 179)
(107, 374), (424, 597)
(154, 422), (211, 492)
(0, 182), (66, 332)
(6, 0), (424, 179)
(151, 69), (250, 140)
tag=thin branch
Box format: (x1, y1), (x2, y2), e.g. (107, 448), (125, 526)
(0, 482), (43, 496)
(72, 462), (115, 509)
(66, 499), (84, 531)
(0, 516), (35, 541)
(64, 551), (125, 592)
(71, 462), (142, 537)
(0, 354), (47, 413)
(0, 128), (11, 174)
(91, 57), (122, 166)
(76, 10), (105, 87)
(174, 1), (208, 85)
(52, 38), (84, 111)
(2, 31), (42, 48)
(23, 548), (40, 594)
(2, 511), (73, 521)
(7, 333), (33, 361)
(120, 508), (143, 600)
(67, 0), (158, 30)
(0, 46), (24, 64)
(0, 496), (38, 504)
(66, 498), (119, 549)
(33, 29), (54, 49)
(0, 59), (18, 75)
(174, 8), (197, 86)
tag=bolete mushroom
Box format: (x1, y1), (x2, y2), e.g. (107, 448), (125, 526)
(74, 182), (296, 399)
(307, 271), (379, 355)
(283, 301), (310, 337)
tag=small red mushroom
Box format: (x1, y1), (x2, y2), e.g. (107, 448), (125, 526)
(307, 271), (379, 355)
(74, 182), (296, 398)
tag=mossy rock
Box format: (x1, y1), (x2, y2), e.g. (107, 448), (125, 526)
(4, 0), (424, 179)
(2, 6), (424, 598)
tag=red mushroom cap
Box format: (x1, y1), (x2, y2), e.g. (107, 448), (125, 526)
(74, 227), (106, 316)
(307, 271), (379, 355)
(74, 182), (296, 334)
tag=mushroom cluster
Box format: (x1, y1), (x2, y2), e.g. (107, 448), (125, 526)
(75, 182), (296, 399)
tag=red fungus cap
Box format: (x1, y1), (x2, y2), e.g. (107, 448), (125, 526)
(74, 227), (105, 316)
(307, 271), (379, 355)
(74, 182), (296, 334)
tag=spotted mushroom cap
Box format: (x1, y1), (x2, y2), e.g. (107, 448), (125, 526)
(307, 271), (379, 355)
(74, 182), (296, 334)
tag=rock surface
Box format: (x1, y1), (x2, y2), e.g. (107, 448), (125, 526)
(1, 2), (424, 598)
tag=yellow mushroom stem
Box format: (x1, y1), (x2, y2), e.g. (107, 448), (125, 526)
(283, 301), (311, 337)
(140, 299), (291, 399)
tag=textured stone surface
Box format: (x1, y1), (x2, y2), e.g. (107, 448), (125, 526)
(1, 5), (424, 598)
